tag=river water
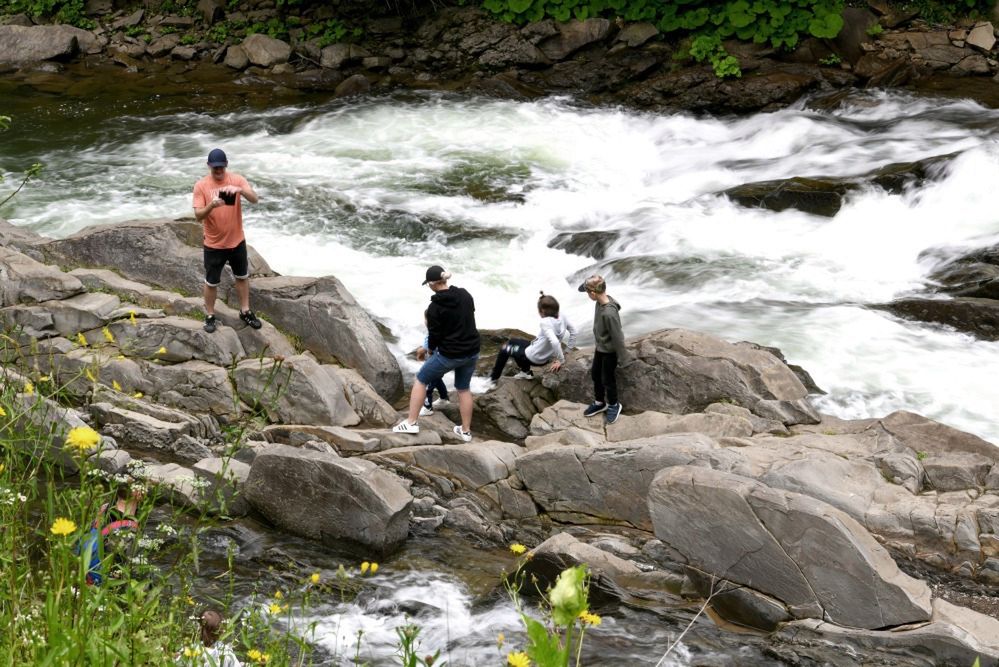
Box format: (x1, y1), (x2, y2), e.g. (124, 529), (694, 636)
(3, 85), (998, 664)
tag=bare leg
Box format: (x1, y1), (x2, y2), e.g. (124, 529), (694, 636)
(405, 381), (426, 424)
(457, 389), (472, 432)
(234, 278), (250, 312)
(203, 284), (218, 315)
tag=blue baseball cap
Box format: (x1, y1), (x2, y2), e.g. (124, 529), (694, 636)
(207, 148), (228, 167)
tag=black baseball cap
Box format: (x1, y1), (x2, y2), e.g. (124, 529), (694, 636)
(422, 265), (447, 285)
(578, 275), (606, 293)
(207, 148), (228, 167)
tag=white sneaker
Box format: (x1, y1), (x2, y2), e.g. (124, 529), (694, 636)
(392, 420), (420, 434)
(452, 425), (472, 443)
(513, 371), (534, 380)
(432, 398), (449, 408)
(419, 405), (434, 417)
(481, 379), (497, 392)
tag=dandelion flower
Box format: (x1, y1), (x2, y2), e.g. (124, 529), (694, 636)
(579, 611), (602, 626)
(268, 602), (282, 614)
(65, 426), (100, 454)
(39, 375), (50, 382)
(129, 310), (137, 326)
(360, 561), (370, 574)
(310, 572), (320, 585)
(370, 562), (379, 574)
(112, 380), (122, 391)
(509, 543), (527, 555)
(274, 590), (283, 600)
(156, 346), (167, 355)
(76, 333), (88, 347)
(507, 651), (531, 667)
(102, 327), (114, 343)
(133, 392), (143, 399)
(50, 518), (77, 536)
(0, 406), (6, 418)
(182, 646), (202, 658)
(247, 649), (262, 661)
(24, 382), (34, 396)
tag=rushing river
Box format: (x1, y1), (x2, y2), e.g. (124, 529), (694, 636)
(3, 85), (998, 664)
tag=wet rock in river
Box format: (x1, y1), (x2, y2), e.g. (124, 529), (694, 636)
(879, 296), (999, 341)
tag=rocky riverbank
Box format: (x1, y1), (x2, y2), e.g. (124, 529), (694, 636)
(5, 3), (999, 112)
(2, 215), (999, 664)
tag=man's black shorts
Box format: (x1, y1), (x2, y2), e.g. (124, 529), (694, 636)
(203, 240), (249, 286)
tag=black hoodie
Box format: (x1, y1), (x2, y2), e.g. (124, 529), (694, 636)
(427, 285), (481, 358)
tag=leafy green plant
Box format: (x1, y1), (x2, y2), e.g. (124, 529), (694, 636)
(690, 33), (741, 78)
(303, 18), (362, 47)
(179, 33), (198, 45)
(819, 53), (841, 66)
(866, 20), (884, 37)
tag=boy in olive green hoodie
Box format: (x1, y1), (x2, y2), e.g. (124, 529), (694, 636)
(578, 274), (629, 424)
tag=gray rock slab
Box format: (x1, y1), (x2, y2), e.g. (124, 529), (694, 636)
(366, 441), (522, 490)
(517, 433), (722, 529)
(108, 316), (245, 366)
(0, 246), (84, 306)
(648, 466), (932, 628)
(248, 275), (402, 400)
(262, 424), (379, 454)
(245, 443), (412, 552)
(240, 33), (290, 66)
(234, 354), (359, 427)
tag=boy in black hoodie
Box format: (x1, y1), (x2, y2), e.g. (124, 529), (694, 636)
(578, 274), (628, 424)
(393, 265), (481, 442)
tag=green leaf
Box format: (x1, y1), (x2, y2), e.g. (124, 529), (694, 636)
(808, 10), (843, 39)
(727, 0), (755, 29)
(508, 0), (533, 15)
(523, 616), (566, 665)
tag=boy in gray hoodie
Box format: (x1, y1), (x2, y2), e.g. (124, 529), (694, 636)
(578, 275), (628, 424)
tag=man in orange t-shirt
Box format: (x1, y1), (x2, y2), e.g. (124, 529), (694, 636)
(192, 148), (262, 333)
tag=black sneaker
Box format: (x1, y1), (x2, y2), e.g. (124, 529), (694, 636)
(239, 309), (262, 329)
(605, 403), (622, 424)
(203, 314), (218, 333)
(583, 402), (607, 417)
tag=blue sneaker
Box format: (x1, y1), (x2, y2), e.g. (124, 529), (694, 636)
(605, 403), (622, 424)
(583, 402), (607, 417)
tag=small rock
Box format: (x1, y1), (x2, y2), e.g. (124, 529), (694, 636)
(967, 22), (997, 52)
(334, 73), (370, 97)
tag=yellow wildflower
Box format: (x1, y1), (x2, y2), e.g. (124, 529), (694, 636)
(507, 651), (531, 667)
(186, 596), (195, 605)
(116, 354), (125, 360)
(24, 382), (34, 396)
(0, 406), (6, 418)
(579, 611), (602, 626)
(112, 380), (122, 391)
(65, 426), (100, 454)
(156, 346), (167, 355)
(370, 562), (378, 574)
(509, 543), (527, 555)
(102, 327), (114, 343)
(133, 392), (143, 399)
(497, 632), (504, 647)
(50, 518), (77, 536)
(360, 561), (370, 574)
(0, 463), (5, 474)
(76, 332), (88, 347)
(182, 646), (202, 658)
(85, 369), (96, 382)
(274, 590), (283, 600)
(247, 649), (269, 664)
(268, 602), (282, 614)
(39, 375), (50, 382)
(310, 572), (321, 585)
(129, 310), (137, 326)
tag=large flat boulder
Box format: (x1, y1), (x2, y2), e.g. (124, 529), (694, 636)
(108, 316), (245, 366)
(0, 246), (84, 306)
(244, 443), (412, 552)
(1, 292), (121, 339)
(547, 329), (819, 425)
(0, 24), (93, 63)
(39, 219), (272, 297)
(367, 441), (522, 490)
(247, 276), (402, 400)
(233, 354), (360, 427)
(648, 466), (932, 629)
(516, 433), (727, 529)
